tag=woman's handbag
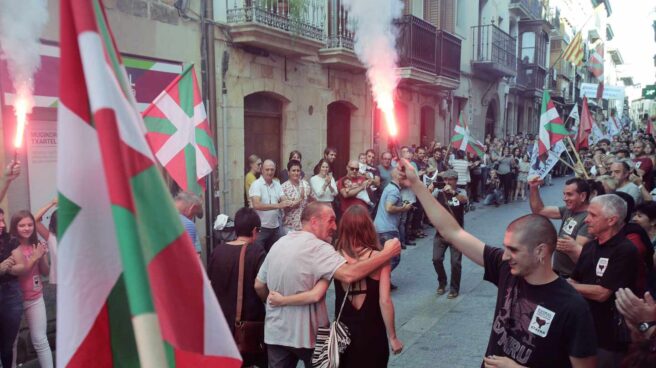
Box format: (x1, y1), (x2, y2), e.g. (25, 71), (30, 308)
(233, 244), (265, 354)
(311, 285), (352, 368)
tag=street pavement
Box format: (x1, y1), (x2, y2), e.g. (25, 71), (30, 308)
(325, 175), (568, 368)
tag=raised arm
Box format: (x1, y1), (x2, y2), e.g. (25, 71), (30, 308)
(333, 239), (401, 283)
(267, 279), (330, 306)
(528, 177), (561, 218)
(0, 161), (20, 203)
(399, 159), (485, 266)
(35, 198), (57, 240)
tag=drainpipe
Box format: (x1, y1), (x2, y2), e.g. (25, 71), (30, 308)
(200, 0), (218, 256)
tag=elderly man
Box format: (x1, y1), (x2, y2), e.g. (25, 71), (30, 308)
(255, 202), (401, 368)
(570, 194), (638, 368)
(337, 160), (371, 213)
(610, 160), (641, 204)
(398, 159), (597, 368)
(529, 178), (591, 278)
(175, 191), (204, 255)
(249, 159), (292, 252)
(378, 151), (394, 190)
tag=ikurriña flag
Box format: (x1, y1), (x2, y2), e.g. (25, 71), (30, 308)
(56, 0), (241, 367)
(538, 90), (569, 159)
(143, 64), (217, 195)
(451, 111), (484, 157)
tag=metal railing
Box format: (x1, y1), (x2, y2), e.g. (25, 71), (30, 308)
(436, 30), (461, 80)
(395, 15), (438, 74)
(471, 24), (516, 70)
(510, 0), (542, 19)
(227, 0), (325, 41)
(517, 63), (546, 91)
(325, 0), (354, 49)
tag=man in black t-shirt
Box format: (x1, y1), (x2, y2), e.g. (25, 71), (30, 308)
(399, 159), (597, 368)
(570, 194), (638, 367)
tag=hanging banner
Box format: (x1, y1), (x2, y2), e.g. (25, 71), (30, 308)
(26, 120), (57, 214)
(580, 83), (625, 100)
(0, 42), (182, 111)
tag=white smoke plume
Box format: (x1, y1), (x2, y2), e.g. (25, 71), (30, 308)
(0, 0), (49, 112)
(342, 0), (404, 134)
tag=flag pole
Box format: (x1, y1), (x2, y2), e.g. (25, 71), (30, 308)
(549, 150), (576, 171)
(565, 136), (590, 179)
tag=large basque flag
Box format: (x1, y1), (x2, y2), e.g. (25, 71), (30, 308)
(537, 90), (569, 160)
(56, 0), (241, 367)
(143, 64), (217, 195)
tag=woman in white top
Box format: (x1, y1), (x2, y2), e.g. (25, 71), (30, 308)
(310, 159), (337, 203)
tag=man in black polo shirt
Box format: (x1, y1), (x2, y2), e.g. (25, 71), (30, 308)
(399, 159), (597, 368)
(570, 194), (638, 368)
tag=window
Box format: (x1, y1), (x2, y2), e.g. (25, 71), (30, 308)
(456, 0), (465, 27)
(520, 32), (535, 64)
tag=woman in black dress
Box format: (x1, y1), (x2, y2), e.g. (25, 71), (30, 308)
(268, 205), (403, 367)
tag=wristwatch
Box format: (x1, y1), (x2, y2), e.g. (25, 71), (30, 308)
(638, 321), (656, 333)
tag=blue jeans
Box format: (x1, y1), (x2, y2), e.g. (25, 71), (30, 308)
(378, 231), (401, 271)
(483, 190), (503, 205)
(0, 280), (23, 368)
(255, 226), (282, 253)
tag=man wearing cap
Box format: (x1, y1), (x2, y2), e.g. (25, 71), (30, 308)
(431, 170), (468, 298)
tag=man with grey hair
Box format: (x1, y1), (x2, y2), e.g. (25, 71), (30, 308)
(610, 160), (641, 204)
(175, 191), (204, 255)
(570, 194), (638, 367)
(250, 159), (292, 252)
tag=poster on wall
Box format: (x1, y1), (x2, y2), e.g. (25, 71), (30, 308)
(0, 41), (183, 211)
(26, 120), (57, 216)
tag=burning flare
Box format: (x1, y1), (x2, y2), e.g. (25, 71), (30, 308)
(13, 94), (28, 149)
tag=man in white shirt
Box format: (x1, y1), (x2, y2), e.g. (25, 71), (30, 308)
(249, 159), (292, 252)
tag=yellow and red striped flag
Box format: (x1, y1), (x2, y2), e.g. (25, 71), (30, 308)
(562, 32), (584, 67)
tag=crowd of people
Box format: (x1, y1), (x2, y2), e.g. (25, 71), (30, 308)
(205, 125), (656, 368)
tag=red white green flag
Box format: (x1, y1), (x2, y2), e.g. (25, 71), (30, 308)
(142, 64), (216, 195)
(587, 43), (604, 81)
(56, 1), (241, 367)
(538, 90), (569, 159)
(451, 111), (484, 157)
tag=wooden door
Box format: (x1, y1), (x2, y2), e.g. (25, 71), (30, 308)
(327, 102), (351, 179)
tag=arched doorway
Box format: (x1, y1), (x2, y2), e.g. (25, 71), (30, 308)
(244, 93), (282, 171)
(420, 106), (435, 147)
(485, 103), (496, 138)
(327, 102), (351, 179)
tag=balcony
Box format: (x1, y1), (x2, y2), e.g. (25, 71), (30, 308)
(226, 0), (325, 57)
(318, 0), (362, 71)
(471, 25), (516, 78)
(395, 15), (461, 90)
(509, 0), (542, 20)
(517, 63), (547, 97)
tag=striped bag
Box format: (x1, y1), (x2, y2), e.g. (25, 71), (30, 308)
(311, 285), (351, 368)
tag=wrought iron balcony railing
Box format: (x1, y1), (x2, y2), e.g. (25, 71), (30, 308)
(325, 0), (354, 49)
(471, 24), (516, 77)
(395, 15), (438, 74)
(436, 30), (461, 80)
(227, 0), (325, 42)
(510, 0), (542, 20)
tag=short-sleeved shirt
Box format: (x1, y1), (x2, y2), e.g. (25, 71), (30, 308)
(554, 207), (590, 277)
(378, 165), (394, 190)
(337, 175), (368, 213)
(281, 180), (311, 231)
(617, 182), (641, 205)
(434, 188), (467, 233)
(483, 246), (597, 367)
(208, 241), (267, 334)
(634, 157), (654, 190)
(179, 214), (201, 253)
(374, 182), (402, 233)
(571, 233), (638, 351)
(256, 231), (346, 348)
(249, 177), (284, 229)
